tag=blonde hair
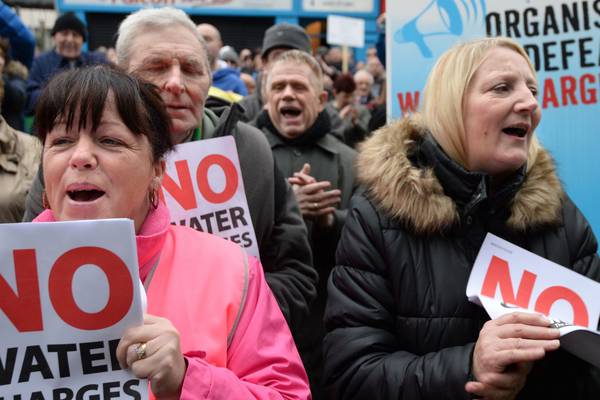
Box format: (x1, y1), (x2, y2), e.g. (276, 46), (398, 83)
(421, 37), (540, 170)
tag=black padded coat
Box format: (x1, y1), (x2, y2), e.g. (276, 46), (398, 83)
(323, 118), (600, 399)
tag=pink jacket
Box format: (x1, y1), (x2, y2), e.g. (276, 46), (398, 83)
(35, 204), (311, 400)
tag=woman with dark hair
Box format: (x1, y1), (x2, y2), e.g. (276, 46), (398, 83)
(34, 65), (310, 399)
(323, 37), (600, 399)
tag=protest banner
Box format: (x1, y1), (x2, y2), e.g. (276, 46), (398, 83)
(466, 233), (600, 368)
(387, 0), (600, 237)
(0, 219), (147, 400)
(159, 136), (260, 258)
(327, 14), (366, 73)
(326, 14), (366, 48)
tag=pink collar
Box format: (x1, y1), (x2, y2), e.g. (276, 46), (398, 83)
(34, 203), (170, 282)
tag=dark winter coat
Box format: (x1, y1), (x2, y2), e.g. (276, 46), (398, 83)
(323, 117), (600, 399)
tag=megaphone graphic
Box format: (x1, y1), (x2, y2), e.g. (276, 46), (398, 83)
(394, 0), (486, 58)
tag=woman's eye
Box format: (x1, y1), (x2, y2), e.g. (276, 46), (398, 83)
(492, 84), (509, 93)
(529, 87), (538, 96)
(100, 137), (123, 146)
(50, 137), (72, 146)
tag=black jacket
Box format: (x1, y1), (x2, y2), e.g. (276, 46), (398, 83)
(323, 118), (600, 399)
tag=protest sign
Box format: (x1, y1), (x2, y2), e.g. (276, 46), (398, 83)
(466, 233), (600, 368)
(327, 15), (366, 48)
(0, 219), (147, 399)
(160, 136), (260, 258)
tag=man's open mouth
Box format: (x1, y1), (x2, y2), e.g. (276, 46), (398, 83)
(67, 189), (105, 202)
(280, 106), (302, 118)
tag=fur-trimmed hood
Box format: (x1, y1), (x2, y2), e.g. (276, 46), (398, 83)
(357, 117), (564, 234)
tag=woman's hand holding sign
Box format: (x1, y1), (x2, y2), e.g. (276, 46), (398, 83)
(466, 312), (560, 399)
(117, 314), (187, 399)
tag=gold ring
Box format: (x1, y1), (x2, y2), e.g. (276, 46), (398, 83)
(135, 342), (147, 360)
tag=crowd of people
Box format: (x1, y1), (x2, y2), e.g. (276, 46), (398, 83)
(0, 4), (599, 400)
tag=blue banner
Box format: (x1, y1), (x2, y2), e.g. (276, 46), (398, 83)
(388, 0), (600, 236)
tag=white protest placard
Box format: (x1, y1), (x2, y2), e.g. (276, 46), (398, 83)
(467, 233), (600, 368)
(0, 219), (147, 399)
(160, 136), (260, 258)
(326, 15), (365, 48)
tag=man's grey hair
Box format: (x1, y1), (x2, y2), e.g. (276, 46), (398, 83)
(266, 50), (324, 93)
(354, 69), (374, 85)
(116, 7), (209, 71)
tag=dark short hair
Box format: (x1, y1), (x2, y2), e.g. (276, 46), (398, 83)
(333, 73), (356, 94)
(35, 65), (173, 162)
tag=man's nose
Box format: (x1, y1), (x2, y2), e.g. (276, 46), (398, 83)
(163, 64), (185, 94)
(281, 84), (295, 98)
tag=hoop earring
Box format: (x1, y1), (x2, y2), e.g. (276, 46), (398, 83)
(42, 190), (50, 209)
(149, 188), (159, 210)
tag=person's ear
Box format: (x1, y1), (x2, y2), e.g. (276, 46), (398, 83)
(317, 90), (328, 112)
(153, 159), (166, 182)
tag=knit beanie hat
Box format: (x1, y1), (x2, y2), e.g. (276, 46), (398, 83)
(52, 12), (87, 41)
(261, 23), (311, 59)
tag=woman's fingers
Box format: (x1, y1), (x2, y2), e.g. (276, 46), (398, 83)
(473, 311), (562, 386)
(496, 323), (560, 340)
(118, 315), (186, 397)
(495, 336), (560, 352)
(493, 312), (553, 328)
(116, 316), (166, 368)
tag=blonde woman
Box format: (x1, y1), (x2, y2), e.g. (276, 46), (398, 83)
(323, 37), (600, 400)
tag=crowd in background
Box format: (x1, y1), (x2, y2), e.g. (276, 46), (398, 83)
(1, 7), (388, 143)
